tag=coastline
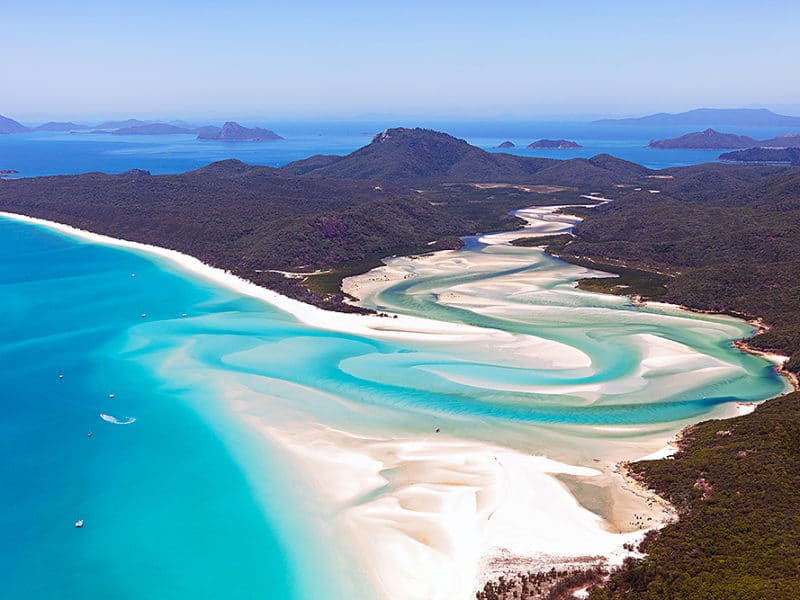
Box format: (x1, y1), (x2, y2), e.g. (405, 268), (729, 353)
(0, 211), (530, 345)
(339, 203), (797, 593)
(2, 207), (792, 599)
(1, 209), (674, 599)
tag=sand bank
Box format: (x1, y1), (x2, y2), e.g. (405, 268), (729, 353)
(261, 423), (669, 600)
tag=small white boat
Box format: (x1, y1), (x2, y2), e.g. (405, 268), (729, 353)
(181, 313), (187, 318)
(130, 273), (136, 278)
(75, 519), (84, 528)
(58, 373), (64, 379)
(108, 393), (115, 399)
(140, 313), (147, 318)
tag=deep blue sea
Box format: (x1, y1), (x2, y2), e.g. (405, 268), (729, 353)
(2, 120), (798, 177)
(0, 121), (794, 599)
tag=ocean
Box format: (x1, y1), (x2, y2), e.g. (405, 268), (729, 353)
(0, 123), (793, 599)
(1, 120), (798, 177)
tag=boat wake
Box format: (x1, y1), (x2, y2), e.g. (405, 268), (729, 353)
(99, 413), (137, 425)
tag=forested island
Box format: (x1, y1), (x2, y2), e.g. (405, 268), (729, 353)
(1, 127), (799, 598)
(647, 129), (758, 149)
(649, 129), (800, 150)
(527, 139), (582, 149)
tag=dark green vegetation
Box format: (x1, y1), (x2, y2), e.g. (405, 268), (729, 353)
(556, 163), (800, 375)
(0, 135), (623, 310)
(0, 129), (650, 309)
(589, 391), (800, 600)
(721, 147), (800, 166)
(281, 127), (648, 185)
(478, 567), (605, 600)
(559, 255), (669, 299)
(510, 233), (574, 248)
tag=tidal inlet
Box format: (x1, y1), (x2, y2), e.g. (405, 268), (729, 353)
(0, 207), (787, 599)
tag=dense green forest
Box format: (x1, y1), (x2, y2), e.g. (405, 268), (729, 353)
(0, 158), (603, 309)
(588, 391), (800, 600)
(552, 164), (800, 375)
(281, 127), (650, 186)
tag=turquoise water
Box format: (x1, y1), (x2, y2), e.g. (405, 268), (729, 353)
(0, 220), (363, 599)
(0, 215), (789, 598)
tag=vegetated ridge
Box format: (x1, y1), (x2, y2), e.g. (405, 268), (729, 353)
(551, 163), (800, 375)
(281, 127), (644, 185)
(720, 147), (800, 166)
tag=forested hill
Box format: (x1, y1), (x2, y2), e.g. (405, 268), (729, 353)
(553, 164), (800, 374)
(0, 156), (602, 310)
(281, 127), (650, 185)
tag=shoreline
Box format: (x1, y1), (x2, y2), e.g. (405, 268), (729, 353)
(631, 295), (797, 393)
(340, 203), (797, 594)
(1, 209), (673, 599)
(0, 211), (532, 346)
(2, 207), (792, 599)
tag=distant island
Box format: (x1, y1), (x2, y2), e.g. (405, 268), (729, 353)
(93, 119), (152, 130)
(649, 129), (800, 150)
(594, 107), (800, 127)
(34, 121), (91, 132)
(648, 129), (758, 149)
(720, 147), (800, 165)
(0, 114), (283, 141)
(196, 121), (284, 141)
(0, 114), (30, 134)
(111, 123), (196, 135)
(0, 169), (19, 177)
(496, 141), (515, 149)
(527, 139), (582, 149)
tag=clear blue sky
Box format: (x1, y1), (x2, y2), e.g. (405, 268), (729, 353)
(2, 0), (798, 121)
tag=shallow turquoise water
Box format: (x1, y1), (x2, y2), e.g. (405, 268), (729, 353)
(0, 220), (355, 599)
(0, 216), (789, 598)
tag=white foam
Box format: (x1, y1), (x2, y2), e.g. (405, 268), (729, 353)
(99, 413), (137, 425)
